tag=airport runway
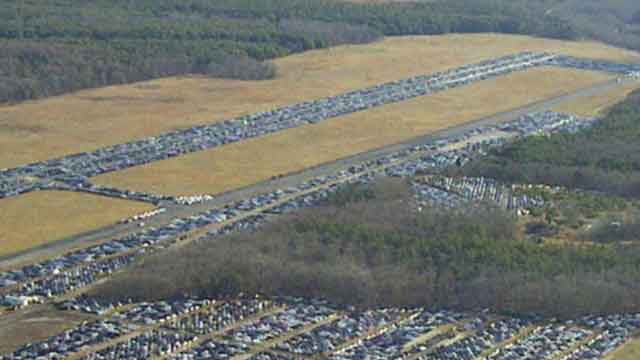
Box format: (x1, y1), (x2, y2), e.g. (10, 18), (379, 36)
(0, 77), (632, 272)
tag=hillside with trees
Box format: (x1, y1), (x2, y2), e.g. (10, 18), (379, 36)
(456, 89), (640, 198)
(0, 0), (575, 104)
(540, 0), (640, 51)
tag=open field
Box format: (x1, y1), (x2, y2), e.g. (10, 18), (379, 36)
(553, 81), (640, 117)
(0, 34), (638, 170)
(0, 191), (153, 258)
(605, 336), (640, 360)
(94, 67), (613, 196)
(0, 304), (94, 354)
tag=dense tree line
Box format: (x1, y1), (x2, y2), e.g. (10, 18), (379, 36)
(536, 0), (640, 51)
(457, 90), (640, 198)
(94, 179), (640, 318)
(581, 212), (640, 244)
(0, 0), (575, 104)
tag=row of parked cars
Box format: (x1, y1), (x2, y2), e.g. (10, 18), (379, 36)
(0, 111), (602, 312)
(426, 318), (533, 360)
(276, 308), (406, 356)
(332, 309), (471, 359)
(0, 176), (37, 199)
(422, 176), (546, 215)
(80, 299), (271, 360)
(551, 56), (640, 75)
(0, 52), (558, 202)
(4, 320), (136, 359)
(44, 181), (172, 205)
(0, 54), (630, 210)
(86, 329), (197, 360)
(173, 300), (337, 359)
(413, 183), (468, 211)
(3, 298), (270, 360)
(566, 314), (640, 359)
(498, 111), (598, 137)
(488, 325), (593, 360)
(4, 295), (639, 360)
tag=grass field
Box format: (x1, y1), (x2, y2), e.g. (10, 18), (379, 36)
(0, 191), (153, 258)
(0, 34), (638, 170)
(94, 67), (613, 196)
(605, 336), (640, 360)
(553, 81), (640, 117)
(0, 304), (94, 354)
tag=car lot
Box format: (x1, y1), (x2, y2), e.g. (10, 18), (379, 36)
(552, 56), (640, 75)
(84, 328), (197, 360)
(0, 52), (572, 203)
(331, 310), (469, 359)
(3, 111), (624, 357)
(0, 44), (638, 359)
(3, 319), (136, 359)
(276, 308), (405, 356)
(1, 296), (638, 360)
(0, 111), (604, 311)
(488, 324), (594, 359)
(420, 176), (546, 215)
(425, 318), (533, 359)
(0, 54), (626, 268)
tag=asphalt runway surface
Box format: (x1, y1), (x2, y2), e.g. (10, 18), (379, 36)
(0, 77), (631, 272)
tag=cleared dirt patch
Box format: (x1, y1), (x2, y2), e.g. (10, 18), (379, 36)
(0, 34), (637, 169)
(0, 304), (94, 354)
(0, 191), (153, 257)
(553, 81), (640, 117)
(94, 67), (613, 196)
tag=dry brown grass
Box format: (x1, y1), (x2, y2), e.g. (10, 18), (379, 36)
(0, 191), (153, 257)
(604, 336), (640, 360)
(94, 67), (613, 196)
(0, 304), (94, 354)
(0, 34), (638, 169)
(552, 81), (640, 117)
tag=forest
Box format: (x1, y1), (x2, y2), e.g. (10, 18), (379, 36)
(538, 0), (640, 51)
(0, 0), (575, 103)
(457, 89), (640, 198)
(94, 179), (640, 319)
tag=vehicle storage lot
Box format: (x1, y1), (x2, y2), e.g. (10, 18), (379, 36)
(0, 34), (637, 170)
(1, 297), (638, 360)
(0, 34), (638, 359)
(0, 304), (94, 354)
(0, 110), (637, 358)
(94, 67), (612, 196)
(0, 111), (603, 313)
(3, 52), (553, 194)
(0, 191), (153, 258)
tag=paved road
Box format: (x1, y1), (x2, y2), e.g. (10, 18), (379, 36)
(0, 77), (633, 272)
